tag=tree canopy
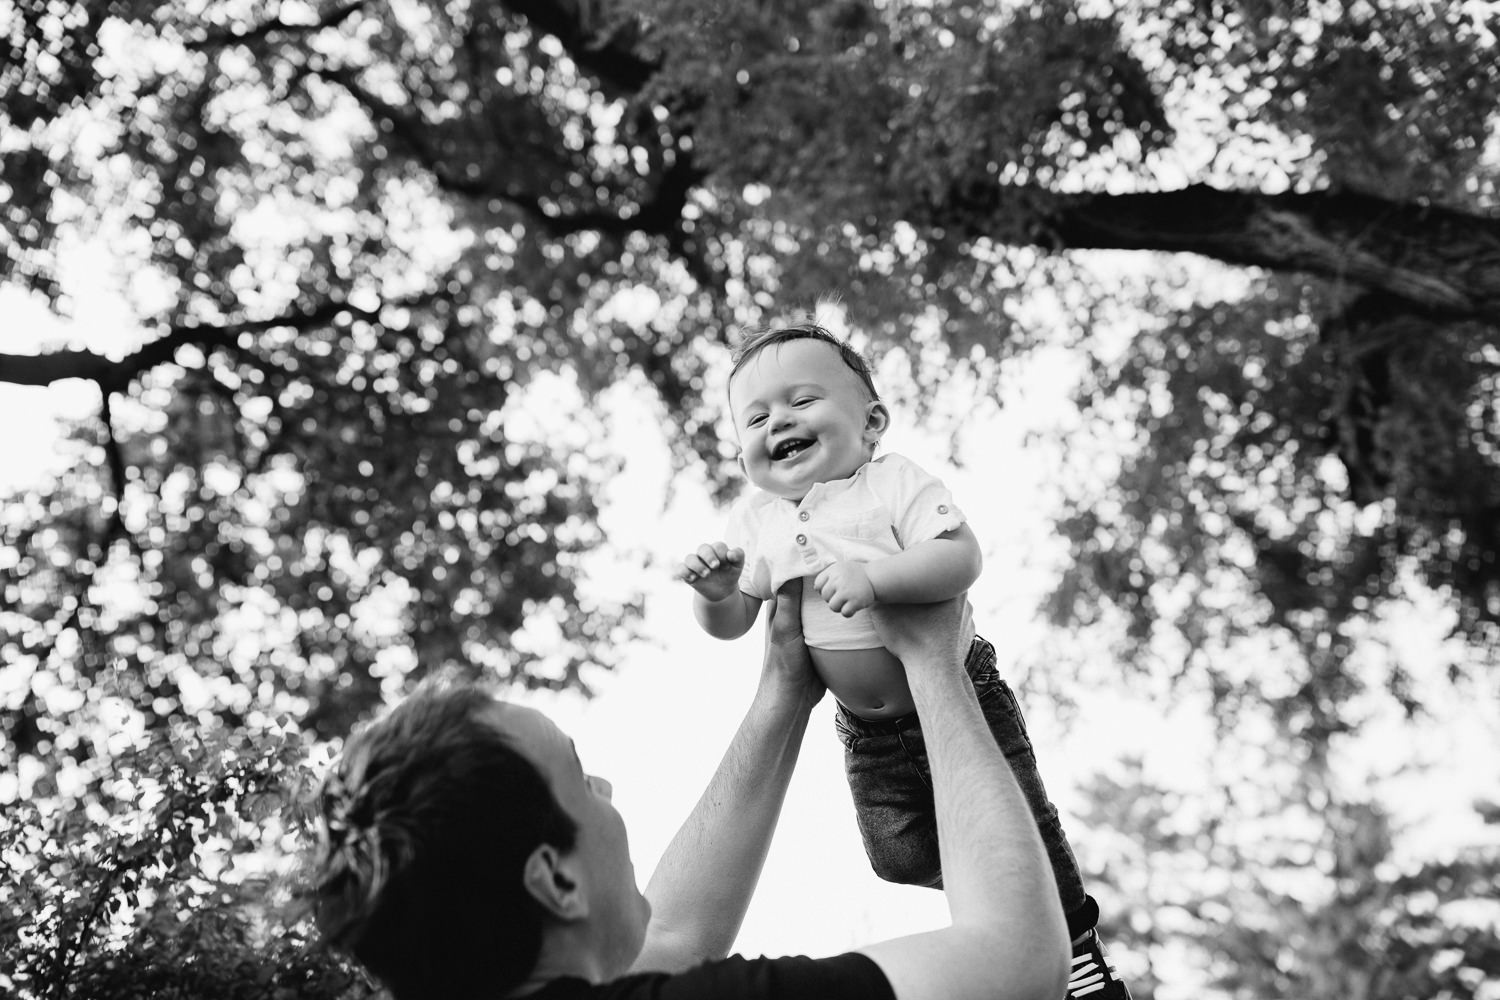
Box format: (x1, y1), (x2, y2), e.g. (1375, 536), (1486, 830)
(2, 0), (1498, 996)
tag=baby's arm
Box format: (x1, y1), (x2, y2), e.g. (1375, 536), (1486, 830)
(674, 541), (764, 639)
(815, 524), (982, 616)
(868, 523), (982, 602)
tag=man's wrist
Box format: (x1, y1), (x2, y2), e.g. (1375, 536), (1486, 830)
(754, 665), (823, 717)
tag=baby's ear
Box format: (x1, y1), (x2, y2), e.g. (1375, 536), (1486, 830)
(864, 401), (890, 442)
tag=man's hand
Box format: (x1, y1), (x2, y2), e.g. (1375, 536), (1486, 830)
(813, 560), (876, 617)
(762, 579), (824, 706)
(869, 595), (968, 669)
(674, 542), (746, 603)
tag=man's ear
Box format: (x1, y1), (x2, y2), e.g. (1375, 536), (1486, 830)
(864, 401), (890, 443)
(521, 843), (588, 921)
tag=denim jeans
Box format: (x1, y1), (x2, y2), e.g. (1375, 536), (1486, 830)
(834, 636), (1099, 939)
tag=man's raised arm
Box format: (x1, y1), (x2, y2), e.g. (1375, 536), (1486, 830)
(859, 597), (1071, 1000)
(630, 580), (824, 974)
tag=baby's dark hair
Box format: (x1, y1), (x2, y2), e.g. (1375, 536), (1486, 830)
(311, 681), (577, 1000)
(730, 324), (881, 402)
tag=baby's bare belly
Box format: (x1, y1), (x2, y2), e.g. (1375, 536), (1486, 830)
(809, 646), (915, 719)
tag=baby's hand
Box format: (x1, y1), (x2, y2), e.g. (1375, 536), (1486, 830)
(674, 542), (746, 603)
(814, 561), (876, 617)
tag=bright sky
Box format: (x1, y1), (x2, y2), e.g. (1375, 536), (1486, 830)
(3, 254), (1499, 997)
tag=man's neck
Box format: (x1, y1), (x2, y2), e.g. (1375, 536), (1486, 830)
(506, 927), (613, 997)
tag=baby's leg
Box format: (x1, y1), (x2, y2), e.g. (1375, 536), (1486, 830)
(834, 703), (942, 888)
(834, 634), (1099, 925)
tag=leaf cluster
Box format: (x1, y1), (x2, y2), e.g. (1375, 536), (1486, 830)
(1050, 273), (1500, 735)
(1078, 757), (1500, 1000)
(0, 724), (371, 1000)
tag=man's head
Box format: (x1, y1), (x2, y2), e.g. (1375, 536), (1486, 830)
(312, 682), (650, 1000)
(727, 325), (889, 501)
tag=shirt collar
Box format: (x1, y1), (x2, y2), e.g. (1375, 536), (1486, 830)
(789, 458), (875, 509)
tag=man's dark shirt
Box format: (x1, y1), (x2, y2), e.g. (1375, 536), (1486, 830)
(528, 952), (896, 1000)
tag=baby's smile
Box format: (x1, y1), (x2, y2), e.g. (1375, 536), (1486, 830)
(771, 437), (814, 461)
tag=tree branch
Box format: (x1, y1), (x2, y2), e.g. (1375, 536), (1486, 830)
(473, 4), (1500, 322)
(0, 348), (116, 386)
(495, 0), (658, 96)
(185, 0), (366, 51)
(1011, 184), (1500, 321)
(0, 295), (416, 393)
(308, 64), (571, 218)
(99, 389), (128, 540)
(313, 63), (710, 253)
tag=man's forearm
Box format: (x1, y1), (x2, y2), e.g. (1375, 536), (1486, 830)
(634, 673), (817, 971)
(908, 647), (1069, 991)
(857, 599), (1068, 1000)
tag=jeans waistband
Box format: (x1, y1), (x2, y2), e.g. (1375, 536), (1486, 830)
(834, 635), (993, 736)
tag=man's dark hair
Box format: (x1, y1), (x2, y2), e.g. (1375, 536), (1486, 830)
(730, 323), (881, 402)
(312, 682), (577, 1000)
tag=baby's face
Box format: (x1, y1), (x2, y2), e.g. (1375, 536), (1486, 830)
(728, 339), (885, 501)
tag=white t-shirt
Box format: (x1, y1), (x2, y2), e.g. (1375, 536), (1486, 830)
(725, 453), (973, 649)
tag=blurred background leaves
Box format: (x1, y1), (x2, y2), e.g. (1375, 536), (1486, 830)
(2, 0), (1498, 996)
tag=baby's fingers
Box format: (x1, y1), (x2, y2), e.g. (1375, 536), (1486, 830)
(676, 553), (713, 582)
(677, 543), (744, 584)
(836, 595), (865, 617)
(704, 543), (745, 571)
(694, 542), (731, 571)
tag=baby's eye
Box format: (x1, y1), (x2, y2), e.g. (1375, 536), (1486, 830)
(793, 396), (816, 407)
(746, 413), (767, 427)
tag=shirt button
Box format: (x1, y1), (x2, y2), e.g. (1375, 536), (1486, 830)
(795, 533), (807, 545)
(937, 504), (949, 514)
(798, 511), (810, 522)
